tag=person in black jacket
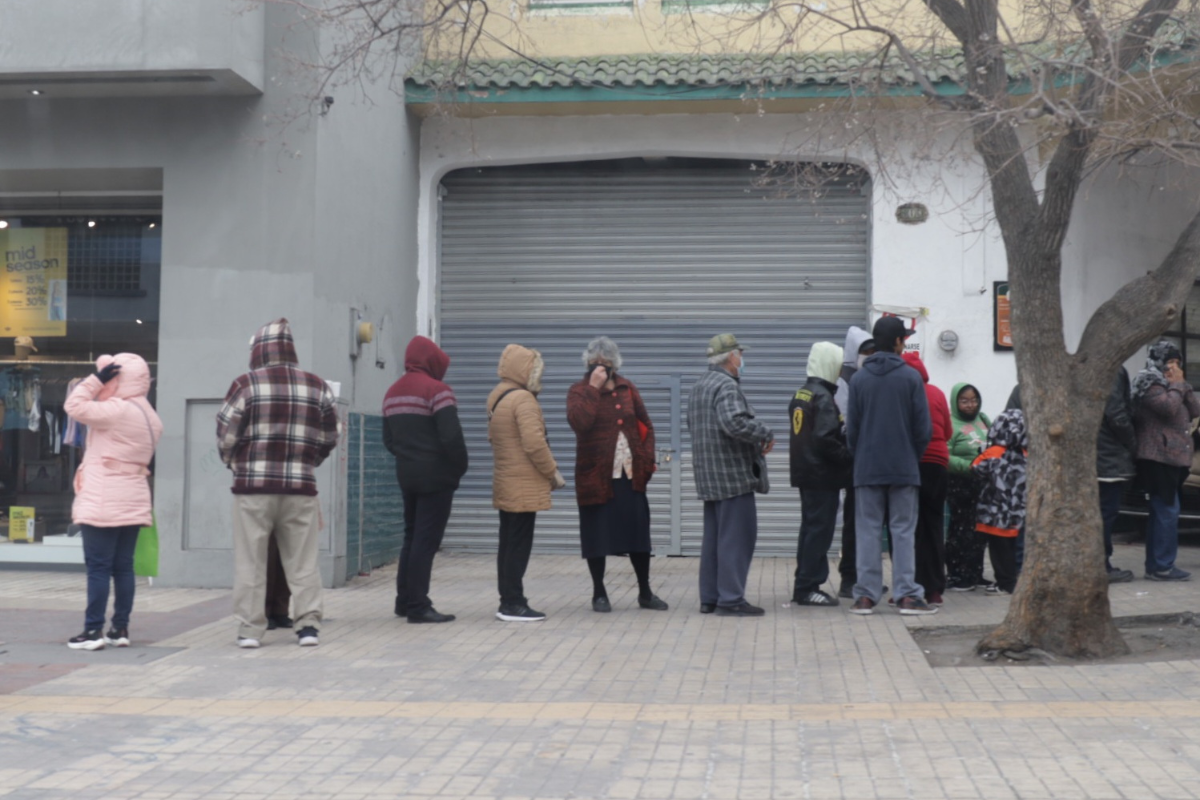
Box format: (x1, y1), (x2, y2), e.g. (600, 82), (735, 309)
(789, 342), (853, 606)
(1098, 367), (1136, 583)
(382, 336), (469, 623)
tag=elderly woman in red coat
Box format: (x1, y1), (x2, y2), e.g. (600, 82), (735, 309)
(567, 337), (668, 612)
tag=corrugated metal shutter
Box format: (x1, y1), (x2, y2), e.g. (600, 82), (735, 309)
(438, 158), (869, 556)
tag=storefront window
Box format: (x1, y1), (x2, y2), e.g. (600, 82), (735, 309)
(1164, 280), (1200, 380)
(0, 214), (160, 547)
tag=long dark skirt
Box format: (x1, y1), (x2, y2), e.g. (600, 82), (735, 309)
(579, 477), (652, 559)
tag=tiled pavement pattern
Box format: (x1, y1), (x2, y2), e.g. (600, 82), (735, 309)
(3, 544), (1200, 799)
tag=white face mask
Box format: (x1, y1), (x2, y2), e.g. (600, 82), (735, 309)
(856, 353), (869, 369)
(736, 354), (746, 375)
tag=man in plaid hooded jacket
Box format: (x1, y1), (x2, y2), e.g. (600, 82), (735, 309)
(217, 318), (340, 649)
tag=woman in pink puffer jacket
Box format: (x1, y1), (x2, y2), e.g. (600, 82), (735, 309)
(63, 353), (163, 651)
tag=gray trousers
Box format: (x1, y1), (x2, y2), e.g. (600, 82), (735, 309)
(700, 493), (758, 607)
(853, 485), (921, 603)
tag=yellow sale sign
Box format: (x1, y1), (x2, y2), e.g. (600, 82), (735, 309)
(0, 227), (68, 336)
(8, 506), (35, 542)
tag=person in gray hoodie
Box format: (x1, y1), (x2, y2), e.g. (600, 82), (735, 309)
(845, 316), (934, 615)
(834, 326), (875, 597)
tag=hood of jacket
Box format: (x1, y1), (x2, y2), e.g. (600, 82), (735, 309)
(96, 353), (153, 401)
(807, 342), (843, 384)
(249, 318), (299, 370)
(901, 352), (929, 383)
(405, 335), (449, 381)
(842, 325), (873, 367)
(497, 344), (544, 394)
(989, 408), (1028, 450)
(950, 382), (983, 422)
(862, 351), (908, 376)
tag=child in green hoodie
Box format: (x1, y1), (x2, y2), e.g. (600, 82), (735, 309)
(946, 383), (991, 591)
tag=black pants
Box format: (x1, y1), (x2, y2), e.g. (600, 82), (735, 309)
(498, 510), (537, 607)
(915, 463), (948, 597)
(988, 535), (1018, 593)
(265, 533), (291, 619)
(396, 488), (455, 615)
(837, 486), (857, 587)
(945, 475), (986, 589)
(1098, 480), (1125, 570)
(794, 488), (840, 597)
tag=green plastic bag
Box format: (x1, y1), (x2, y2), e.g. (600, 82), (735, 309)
(134, 512), (159, 578)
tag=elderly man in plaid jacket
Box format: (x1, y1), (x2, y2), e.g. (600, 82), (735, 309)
(686, 334), (775, 617)
(217, 319), (340, 649)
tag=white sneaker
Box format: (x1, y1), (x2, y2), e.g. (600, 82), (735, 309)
(237, 637), (261, 649)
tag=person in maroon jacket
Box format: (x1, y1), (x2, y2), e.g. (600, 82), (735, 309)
(383, 336), (469, 623)
(566, 337), (668, 613)
(902, 352), (952, 605)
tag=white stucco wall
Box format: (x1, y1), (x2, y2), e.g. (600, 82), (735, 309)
(0, 7), (419, 587)
(417, 111), (1019, 417)
(1061, 160), (1200, 365)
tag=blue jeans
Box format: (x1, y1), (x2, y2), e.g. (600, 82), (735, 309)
(81, 524), (140, 631)
(854, 484), (920, 602)
(1146, 490), (1181, 574)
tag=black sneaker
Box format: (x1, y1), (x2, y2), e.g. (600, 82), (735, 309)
(896, 596), (939, 616)
(638, 594), (669, 611)
(266, 616), (293, 630)
(849, 597), (875, 616)
(837, 581), (854, 599)
(408, 608), (455, 624)
(1146, 568), (1191, 581)
(592, 596), (612, 613)
(296, 626), (320, 646)
(1106, 568), (1134, 584)
(67, 629), (105, 650)
(793, 590), (839, 607)
(699, 603), (716, 614)
(715, 602), (765, 617)
(104, 628), (130, 647)
(496, 604), (546, 622)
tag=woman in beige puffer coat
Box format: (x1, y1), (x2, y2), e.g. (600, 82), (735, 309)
(487, 344), (564, 621)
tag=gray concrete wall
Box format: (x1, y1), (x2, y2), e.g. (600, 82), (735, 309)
(0, 0), (264, 92)
(0, 6), (420, 587)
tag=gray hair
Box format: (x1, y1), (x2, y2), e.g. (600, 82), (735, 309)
(708, 351), (736, 367)
(582, 336), (623, 370)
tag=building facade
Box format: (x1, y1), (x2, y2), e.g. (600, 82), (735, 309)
(0, 1), (1194, 583)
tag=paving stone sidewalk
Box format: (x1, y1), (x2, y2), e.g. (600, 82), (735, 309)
(2, 543), (1200, 799)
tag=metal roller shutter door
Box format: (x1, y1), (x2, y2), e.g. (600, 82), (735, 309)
(438, 158), (869, 555)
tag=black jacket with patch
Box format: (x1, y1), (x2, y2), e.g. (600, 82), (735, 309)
(789, 376), (853, 490)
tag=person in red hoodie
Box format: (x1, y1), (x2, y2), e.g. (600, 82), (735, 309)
(383, 336), (469, 624)
(902, 352), (952, 606)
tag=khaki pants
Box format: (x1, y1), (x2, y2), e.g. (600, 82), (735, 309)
(232, 494), (323, 639)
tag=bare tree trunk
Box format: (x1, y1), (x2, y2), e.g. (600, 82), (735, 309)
(978, 335), (1129, 657)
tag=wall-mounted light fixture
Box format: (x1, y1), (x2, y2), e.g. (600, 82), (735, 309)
(938, 330), (959, 352)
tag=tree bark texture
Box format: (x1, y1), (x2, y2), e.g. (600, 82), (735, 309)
(919, 0), (1196, 658)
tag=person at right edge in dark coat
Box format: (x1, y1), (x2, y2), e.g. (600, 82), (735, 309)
(1097, 367), (1137, 583)
(1132, 340), (1200, 581)
(383, 336), (469, 623)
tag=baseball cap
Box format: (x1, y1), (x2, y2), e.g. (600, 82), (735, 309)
(13, 336), (37, 352)
(872, 316), (915, 345)
(707, 333), (747, 357)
